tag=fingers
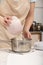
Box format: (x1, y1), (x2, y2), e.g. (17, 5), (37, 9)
(28, 32), (32, 39)
(4, 16), (12, 20)
(4, 17), (11, 26)
(23, 31), (27, 38)
(23, 30), (32, 39)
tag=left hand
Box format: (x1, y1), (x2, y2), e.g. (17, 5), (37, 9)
(4, 16), (12, 27)
(23, 27), (32, 39)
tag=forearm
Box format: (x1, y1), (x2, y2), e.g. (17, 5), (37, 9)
(24, 2), (35, 31)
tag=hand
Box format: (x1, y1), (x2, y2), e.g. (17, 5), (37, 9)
(23, 27), (32, 39)
(4, 16), (12, 27)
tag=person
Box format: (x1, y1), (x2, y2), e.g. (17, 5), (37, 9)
(0, 0), (36, 49)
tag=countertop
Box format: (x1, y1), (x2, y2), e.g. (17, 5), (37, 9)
(0, 49), (43, 65)
(30, 31), (42, 41)
(30, 31), (43, 33)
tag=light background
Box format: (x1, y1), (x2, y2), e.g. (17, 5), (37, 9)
(34, 0), (43, 24)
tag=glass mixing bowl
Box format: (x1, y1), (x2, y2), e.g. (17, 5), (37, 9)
(11, 38), (32, 53)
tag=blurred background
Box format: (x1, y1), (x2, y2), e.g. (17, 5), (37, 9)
(34, 0), (43, 24)
(30, 0), (43, 44)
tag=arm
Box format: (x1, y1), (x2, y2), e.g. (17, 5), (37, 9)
(23, 2), (35, 38)
(24, 2), (35, 31)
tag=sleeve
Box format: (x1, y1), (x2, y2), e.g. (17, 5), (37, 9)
(30, 0), (36, 2)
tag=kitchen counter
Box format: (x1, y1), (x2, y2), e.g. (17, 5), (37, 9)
(30, 31), (42, 41)
(30, 31), (42, 33)
(0, 49), (43, 65)
(30, 31), (43, 35)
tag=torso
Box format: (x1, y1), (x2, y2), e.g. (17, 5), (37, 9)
(0, 0), (30, 21)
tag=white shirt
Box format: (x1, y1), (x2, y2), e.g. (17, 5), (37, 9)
(30, 0), (36, 2)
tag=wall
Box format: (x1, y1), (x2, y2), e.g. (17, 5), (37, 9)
(34, 0), (43, 24)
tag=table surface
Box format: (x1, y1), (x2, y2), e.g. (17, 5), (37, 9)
(0, 50), (43, 65)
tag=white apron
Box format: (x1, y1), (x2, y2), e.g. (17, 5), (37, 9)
(0, 0), (30, 49)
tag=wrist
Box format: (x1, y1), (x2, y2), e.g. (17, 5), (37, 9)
(23, 26), (29, 32)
